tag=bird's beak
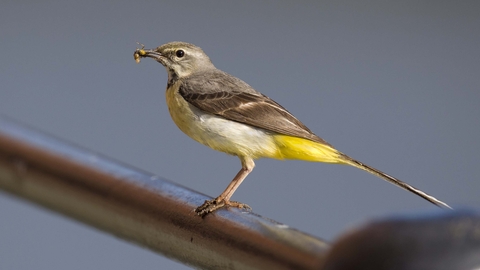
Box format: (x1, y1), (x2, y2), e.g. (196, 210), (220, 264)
(134, 47), (162, 64)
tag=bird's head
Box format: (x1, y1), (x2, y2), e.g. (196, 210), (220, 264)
(134, 42), (215, 81)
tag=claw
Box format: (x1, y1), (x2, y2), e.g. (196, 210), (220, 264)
(195, 198), (251, 217)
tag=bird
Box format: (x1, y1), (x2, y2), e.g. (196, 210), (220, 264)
(133, 41), (451, 216)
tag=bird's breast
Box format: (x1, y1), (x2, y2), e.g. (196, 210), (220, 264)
(165, 82), (280, 159)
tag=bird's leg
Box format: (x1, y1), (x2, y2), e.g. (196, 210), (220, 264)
(195, 157), (254, 217)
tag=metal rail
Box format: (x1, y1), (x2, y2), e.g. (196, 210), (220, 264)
(0, 116), (329, 270)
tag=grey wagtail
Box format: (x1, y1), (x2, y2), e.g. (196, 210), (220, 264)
(133, 41), (451, 216)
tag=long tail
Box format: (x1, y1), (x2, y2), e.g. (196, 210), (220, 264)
(341, 154), (452, 209)
(273, 135), (451, 209)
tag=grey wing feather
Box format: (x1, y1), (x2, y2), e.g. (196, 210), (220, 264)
(179, 70), (331, 146)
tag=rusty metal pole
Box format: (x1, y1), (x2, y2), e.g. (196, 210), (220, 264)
(0, 116), (329, 270)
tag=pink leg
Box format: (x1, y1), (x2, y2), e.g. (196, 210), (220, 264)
(195, 157), (255, 217)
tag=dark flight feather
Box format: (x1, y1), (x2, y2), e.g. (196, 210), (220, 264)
(178, 69), (331, 146)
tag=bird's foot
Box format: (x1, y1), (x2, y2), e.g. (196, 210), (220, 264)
(195, 198), (251, 217)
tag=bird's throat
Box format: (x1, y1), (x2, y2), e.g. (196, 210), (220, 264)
(167, 69), (179, 89)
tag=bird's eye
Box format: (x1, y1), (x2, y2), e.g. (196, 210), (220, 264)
(176, 50), (185, 58)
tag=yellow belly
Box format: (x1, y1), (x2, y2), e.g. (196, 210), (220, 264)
(272, 135), (345, 164)
(165, 82), (345, 164)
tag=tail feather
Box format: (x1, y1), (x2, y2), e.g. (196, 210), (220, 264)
(342, 154), (452, 209)
(273, 135), (451, 209)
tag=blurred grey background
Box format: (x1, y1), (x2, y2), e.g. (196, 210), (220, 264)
(1, 1), (479, 269)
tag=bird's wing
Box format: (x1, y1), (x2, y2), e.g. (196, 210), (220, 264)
(179, 70), (331, 146)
